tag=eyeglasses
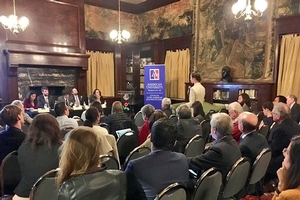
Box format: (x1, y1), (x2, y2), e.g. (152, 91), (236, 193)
(282, 148), (289, 156)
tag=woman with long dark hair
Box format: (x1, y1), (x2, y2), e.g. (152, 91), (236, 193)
(237, 93), (251, 111)
(273, 135), (300, 199)
(23, 90), (38, 110)
(92, 88), (104, 103)
(191, 101), (205, 123)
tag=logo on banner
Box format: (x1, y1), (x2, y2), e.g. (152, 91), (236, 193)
(150, 69), (159, 80)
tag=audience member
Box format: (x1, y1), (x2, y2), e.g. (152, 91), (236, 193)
(238, 112), (268, 164)
(228, 102), (243, 142)
(13, 113), (62, 199)
(125, 118), (189, 200)
(57, 88), (70, 106)
(272, 135), (300, 199)
(188, 113), (241, 179)
(69, 87), (82, 107)
(54, 102), (78, 130)
(90, 101), (110, 124)
(286, 94), (300, 123)
(161, 98), (172, 117)
(177, 104), (202, 149)
(238, 93), (252, 112)
(23, 90), (38, 113)
(108, 101), (131, 139)
(57, 127), (126, 200)
(81, 94), (97, 121)
(273, 95), (287, 105)
(0, 105), (26, 162)
(191, 101), (206, 123)
(11, 100), (33, 124)
(138, 104), (155, 145)
(93, 88), (104, 103)
(261, 101), (274, 127)
(37, 86), (55, 108)
(188, 71), (205, 106)
(266, 103), (300, 182)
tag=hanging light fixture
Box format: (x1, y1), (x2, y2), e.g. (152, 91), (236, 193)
(232, 0), (268, 20)
(110, 0), (130, 44)
(0, 0), (29, 34)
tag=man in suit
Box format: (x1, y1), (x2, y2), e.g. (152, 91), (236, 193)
(266, 102), (300, 182)
(161, 97), (172, 118)
(188, 71), (205, 106)
(69, 87), (83, 107)
(0, 105), (26, 162)
(57, 88), (70, 106)
(125, 119), (189, 200)
(37, 86), (55, 108)
(238, 112), (268, 164)
(286, 94), (300, 123)
(188, 113), (241, 180)
(176, 104), (202, 149)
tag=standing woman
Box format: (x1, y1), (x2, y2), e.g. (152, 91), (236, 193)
(57, 127), (126, 200)
(93, 89), (104, 103)
(273, 135), (300, 199)
(237, 93), (252, 111)
(13, 113), (62, 200)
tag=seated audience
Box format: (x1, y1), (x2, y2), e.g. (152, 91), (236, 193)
(191, 101), (206, 123)
(54, 102), (78, 130)
(37, 86), (55, 108)
(23, 90), (38, 116)
(13, 113), (62, 199)
(57, 127), (126, 200)
(93, 88), (104, 103)
(261, 101), (274, 127)
(81, 94), (97, 121)
(108, 101), (131, 138)
(83, 107), (118, 160)
(90, 101), (110, 124)
(228, 102), (243, 142)
(57, 88), (71, 106)
(125, 119), (189, 200)
(177, 104), (202, 149)
(286, 94), (300, 123)
(266, 103), (300, 182)
(273, 95), (287, 105)
(272, 135), (300, 200)
(238, 93), (252, 112)
(238, 112), (268, 164)
(11, 100), (33, 124)
(69, 87), (82, 107)
(188, 113), (241, 179)
(161, 98), (172, 117)
(0, 105), (26, 162)
(138, 104), (155, 145)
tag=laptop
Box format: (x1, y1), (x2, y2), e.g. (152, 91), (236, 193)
(115, 128), (133, 138)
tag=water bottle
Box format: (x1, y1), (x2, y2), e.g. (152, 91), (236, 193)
(44, 103), (47, 109)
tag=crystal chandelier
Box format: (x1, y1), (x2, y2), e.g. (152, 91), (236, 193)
(109, 0), (130, 44)
(232, 0), (268, 20)
(0, 0), (29, 34)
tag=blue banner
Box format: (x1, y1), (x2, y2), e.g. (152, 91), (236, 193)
(144, 65), (165, 109)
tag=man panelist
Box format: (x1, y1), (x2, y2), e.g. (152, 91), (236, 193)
(37, 87), (55, 108)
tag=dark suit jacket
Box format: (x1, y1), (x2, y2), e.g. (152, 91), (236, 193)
(0, 126), (26, 162)
(125, 150), (189, 200)
(188, 136), (241, 179)
(239, 131), (268, 164)
(177, 118), (203, 148)
(291, 103), (300, 123)
(37, 95), (55, 108)
(268, 118), (300, 174)
(69, 94), (84, 106)
(162, 107), (172, 118)
(57, 95), (70, 106)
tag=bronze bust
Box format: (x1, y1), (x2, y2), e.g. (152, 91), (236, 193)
(221, 66), (233, 83)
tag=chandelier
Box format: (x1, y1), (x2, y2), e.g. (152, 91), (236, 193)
(232, 0), (268, 20)
(109, 0), (130, 44)
(0, 0), (29, 34)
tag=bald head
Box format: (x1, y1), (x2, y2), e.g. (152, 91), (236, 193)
(238, 112), (258, 133)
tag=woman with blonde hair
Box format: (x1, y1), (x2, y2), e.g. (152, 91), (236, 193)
(57, 126), (126, 200)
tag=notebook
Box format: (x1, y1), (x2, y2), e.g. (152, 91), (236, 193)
(115, 128), (132, 138)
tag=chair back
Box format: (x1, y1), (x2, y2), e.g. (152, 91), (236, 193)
(192, 168), (222, 200)
(134, 111), (144, 128)
(221, 157), (251, 199)
(29, 168), (59, 200)
(155, 183), (187, 200)
(184, 135), (205, 157)
(99, 122), (110, 132)
(61, 127), (74, 138)
(0, 150), (21, 197)
(117, 130), (139, 165)
(200, 120), (211, 142)
(249, 148), (271, 185)
(99, 155), (120, 170)
(258, 125), (269, 138)
(123, 146), (151, 169)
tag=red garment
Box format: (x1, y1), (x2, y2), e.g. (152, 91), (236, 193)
(232, 122), (242, 143)
(138, 120), (150, 145)
(23, 98), (38, 109)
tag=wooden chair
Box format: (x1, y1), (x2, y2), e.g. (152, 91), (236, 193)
(155, 183), (187, 200)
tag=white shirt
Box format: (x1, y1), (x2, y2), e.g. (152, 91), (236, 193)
(56, 115), (78, 130)
(189, 82), (206, 106)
